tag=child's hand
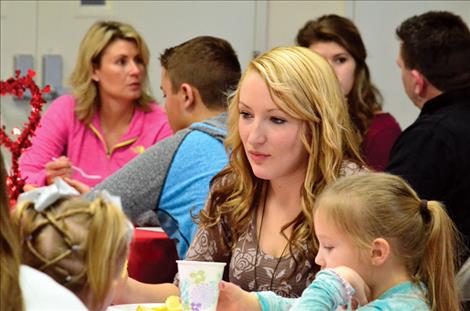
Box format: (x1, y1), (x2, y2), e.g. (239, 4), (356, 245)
(333, 266), (370, 307)
(217, 281), (261, 311)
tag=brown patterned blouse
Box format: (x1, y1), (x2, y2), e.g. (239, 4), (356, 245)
(179, 161), (365, 298)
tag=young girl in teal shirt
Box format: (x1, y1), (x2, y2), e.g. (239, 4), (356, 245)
(218, 172), (461, 311)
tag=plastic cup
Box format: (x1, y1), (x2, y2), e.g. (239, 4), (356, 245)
(176, 260), (226, 311)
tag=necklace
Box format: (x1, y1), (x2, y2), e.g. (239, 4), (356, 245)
(253, 189), (289, 291)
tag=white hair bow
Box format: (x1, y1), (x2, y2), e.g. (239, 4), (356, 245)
(18, 178), (124, 212)
(18, 178), (80, 211)
(99, 189), (123, 210)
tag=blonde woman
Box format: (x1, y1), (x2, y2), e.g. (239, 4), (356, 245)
(14, 182), (133, 311)
(115, 46), (364, 303)
(183, 46), (365, 298)
(20, 20), (172, 188)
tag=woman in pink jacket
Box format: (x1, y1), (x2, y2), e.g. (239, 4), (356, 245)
(20, 21), (172, 188)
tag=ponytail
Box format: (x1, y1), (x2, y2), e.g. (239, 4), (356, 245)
(86, 197), (132, 310)
(418, 200), (460, 311)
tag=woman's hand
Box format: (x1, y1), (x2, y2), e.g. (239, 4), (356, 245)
(217, 281), (261, 311)
(45, 156), (73, 184)
(333, 266), (370, 307)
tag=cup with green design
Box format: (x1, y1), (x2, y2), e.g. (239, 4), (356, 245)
(176, 260), (226, 311)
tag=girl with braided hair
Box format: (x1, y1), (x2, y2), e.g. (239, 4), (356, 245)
(1, 152), (87, 311)
(14, 180), (133, 311)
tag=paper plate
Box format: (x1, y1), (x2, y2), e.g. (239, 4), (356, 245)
(135, 227), (164, 232)
(107, 303), (164, 311)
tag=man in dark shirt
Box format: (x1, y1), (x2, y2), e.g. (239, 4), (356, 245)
(387, 11), (470, 256)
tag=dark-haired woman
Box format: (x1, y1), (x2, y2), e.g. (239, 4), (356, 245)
(297, 14), (401, 171)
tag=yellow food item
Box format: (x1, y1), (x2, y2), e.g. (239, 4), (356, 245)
(135, 296), (182, 311)
(165, 296), (182, 311)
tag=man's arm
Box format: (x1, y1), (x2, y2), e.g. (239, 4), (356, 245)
(86, 130), (190, 223)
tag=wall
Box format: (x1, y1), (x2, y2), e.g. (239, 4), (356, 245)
(267, 1), (349, 48)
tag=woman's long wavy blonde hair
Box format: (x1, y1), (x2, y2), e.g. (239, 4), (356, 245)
(14, 195), (132, 310)
(199, 46), (363, 266)
(70, 20), (153, 123)
(315, 172), (461, 311)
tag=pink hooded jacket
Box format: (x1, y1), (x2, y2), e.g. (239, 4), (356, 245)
(19, 95), (172, 187)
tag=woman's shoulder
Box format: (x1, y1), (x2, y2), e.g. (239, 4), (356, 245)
(41, 95), (78, 124)
(340, 160), (368, 177)
(370, 112), (401, 129)
(46, 94), (77, 114)
(51, 94), (77, 106)
(19, 265), (88, 310)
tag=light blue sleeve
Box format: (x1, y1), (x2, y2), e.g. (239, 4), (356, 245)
(290, 271), (430, 311)
(255, 269), (430, 311)
(290, 269), (350, 311)
(254, 291), (297, 311)
(254, 270), (349, 311)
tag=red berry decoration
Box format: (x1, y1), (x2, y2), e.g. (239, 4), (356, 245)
(1, 70), (49, 205)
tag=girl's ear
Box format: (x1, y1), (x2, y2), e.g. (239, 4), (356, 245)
(370, 238), (390, 266)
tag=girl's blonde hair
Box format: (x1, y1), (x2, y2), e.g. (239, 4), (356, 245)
(70, 20), (153, 123)
(315, 172), (460, 311)
(199, 46), (363, 268)
(14, 195), (132, 311)
(0, 151), (24, 311)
